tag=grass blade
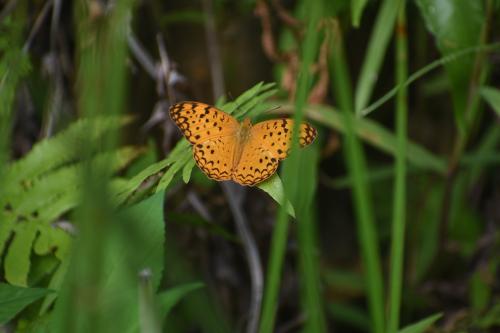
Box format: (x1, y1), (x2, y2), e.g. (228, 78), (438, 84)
(259, 1), (323, 331)
(354, 0), (402, 114)
(388, 4), (408, 333)
(329, 19), (385, 333)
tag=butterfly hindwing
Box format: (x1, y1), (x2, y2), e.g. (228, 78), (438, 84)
(193, 136), (234, 182)
(232, 119), (316, 186)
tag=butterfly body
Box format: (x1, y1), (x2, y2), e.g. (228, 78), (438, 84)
(233, 118), (252, 169)
(170, 101), (316, 186)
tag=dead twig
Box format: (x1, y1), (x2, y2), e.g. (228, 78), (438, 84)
(202, 0), (225, 99)
(221, 183), (263, 333)
(23, 0), (53, 53)
(127, 33), (158, 81)
(201, 0), (264, 331)
(0, 0), (19, 23)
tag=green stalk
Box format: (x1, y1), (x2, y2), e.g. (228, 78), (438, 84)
(259, 1), (322, 331)
(296, 147), (326, 333)
(258, 207), (290, 333)
(328, 20), (385, 333)
(387, 4), (408, 333)
(354, 0), (402, 115)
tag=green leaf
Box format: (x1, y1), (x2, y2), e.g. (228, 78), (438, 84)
(398, 313), (442, 333)
(112, 191), (166, 290)
(113, 140), (190, 204)
(5, 116), (130, 186)
(415, 0), (484, 131)
(480, 86), (500, 116)
(1, 146), (141, 289)
(182, 158), (196, 183)
(51, 191), (166, 333)
(327, 302), (370, 332)
(355, 0), (403, 114)
(221, 82), (277, 119)
(351, 0), (368, 27)
(0, 283), (53, 324)
(266, 102), (446, 173)
(258, 175), (295, 218)
(4, 226), (38, 286)
(157, 282), (204, 320)
(156, 153), (191, 192)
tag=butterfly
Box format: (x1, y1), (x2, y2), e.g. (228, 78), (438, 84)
(169, 101), (317, 186)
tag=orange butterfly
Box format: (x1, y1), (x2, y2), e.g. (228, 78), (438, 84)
(170, 101), (316, 186)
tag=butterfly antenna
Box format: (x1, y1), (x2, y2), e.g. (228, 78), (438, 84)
(266, 105), (282, 115)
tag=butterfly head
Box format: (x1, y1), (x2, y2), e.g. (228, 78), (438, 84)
(241, 117), (252, 128)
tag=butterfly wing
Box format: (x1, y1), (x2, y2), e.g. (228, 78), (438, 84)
(170, 101), (239, 144)
(232, 119), (316, 186)
(170, 101), (238, 182)
(193, 136), (234, 182)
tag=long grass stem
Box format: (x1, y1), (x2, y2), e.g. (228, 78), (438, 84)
(328, 19), (385, 333)
(387, 4), (408, 333)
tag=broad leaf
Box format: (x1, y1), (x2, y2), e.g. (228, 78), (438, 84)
(0, 283), (53, 324)
(415, 0), (484, 131)
(157, 282), (204, 320)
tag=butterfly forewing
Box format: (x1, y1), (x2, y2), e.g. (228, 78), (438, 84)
(232, 119), (316, 186)
(170, 102), (239, 144)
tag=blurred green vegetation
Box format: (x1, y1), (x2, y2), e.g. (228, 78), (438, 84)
(1, 0), (499, 333)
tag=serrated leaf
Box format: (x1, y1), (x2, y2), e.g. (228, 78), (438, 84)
(4, 225), (38, 286)
(114, 140), (190, 203)
(0, 122), (140, 296)
(6, 116), (130, 186)
(182, 158), (196, 183)
(156, 153), (191, 192)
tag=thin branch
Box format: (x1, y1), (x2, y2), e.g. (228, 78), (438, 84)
(44, 0), (64, 137)
(221, 183), (263, 333)
(156, 33), (174, 102)
(271, 0), (302, 41)
(23, 0), (53, 53)
(127, 33), (158, 81)
(255, 1), (287, 63)
(50, 0), (62, 50)
(308, 33), (330, 104)
(0, 0), (19, 23)
(201, 0), (225, 100)
(201, 1), (263, 331)
(187, 191), (213, 222)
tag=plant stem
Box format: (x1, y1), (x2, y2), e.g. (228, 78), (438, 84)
(354, 0), (402, 114)
(387, 4), (408, 333)
(329, 19), (385, 333)
(259, 1), (322, 331)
